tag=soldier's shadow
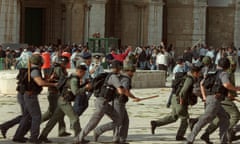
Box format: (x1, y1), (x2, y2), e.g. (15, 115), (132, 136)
(128, 133), (179, 142)
(94, 133), (178, 143)
(0, 137), (74, 144)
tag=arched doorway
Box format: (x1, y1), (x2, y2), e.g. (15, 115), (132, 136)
(20, 0), (54, 46)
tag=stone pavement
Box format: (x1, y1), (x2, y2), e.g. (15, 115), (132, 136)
(1, 74), (240, 144)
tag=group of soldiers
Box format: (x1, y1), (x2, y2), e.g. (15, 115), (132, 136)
(1, 46), (240, 144)
(0, 51), (142, 144)
(151, 55), (240, 144)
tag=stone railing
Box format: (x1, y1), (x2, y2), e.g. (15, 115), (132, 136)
(0, 69), (167, 95)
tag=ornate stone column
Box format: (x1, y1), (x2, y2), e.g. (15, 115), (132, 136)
(192, 0), (207, 46)
(134, 2), (147, 46)
(62, 0), (74, 45)
(147, 0), (164, 45)
(234, 0), (240, 48)
(0, 0), (20, 43)
(83, 3), (92, 44)
(85, 0), (108, 39)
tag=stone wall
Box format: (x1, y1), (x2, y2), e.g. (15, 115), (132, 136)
(192, 0), (207, 45)
(120, 1), (140, 46)
(166, 1), (194, 56)
(207, 7), (235, 48)
(71, 1), (85, 44)
(0, 0), (239, 50)
(208, 0), (234, 7)
(234, 0), (240, 48)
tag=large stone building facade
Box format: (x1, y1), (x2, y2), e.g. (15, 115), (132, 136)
(0, 0), (240, 54)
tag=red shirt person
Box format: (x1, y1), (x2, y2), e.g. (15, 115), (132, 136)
(111, 46), (132, 62)
(62, 51), (71, 69)
(41, 50), (51, 78)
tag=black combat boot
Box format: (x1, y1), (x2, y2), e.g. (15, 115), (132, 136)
(0, 125), (7, 138)
(176, 136), (186, 141)
(200, 133), (213, 144)
(188, 118), (198, 131)
(150, 121), (157, 135)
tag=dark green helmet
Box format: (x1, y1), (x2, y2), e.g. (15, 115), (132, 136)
(202, 56), (212, 65)
(30, 55), (43, 66)
(218, 57), (230, 70)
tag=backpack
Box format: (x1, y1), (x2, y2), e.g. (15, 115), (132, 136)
(172, 73), (197, 105)
(47, 63), (62, 80)
(57, 75), (76, 102)
(16, 67), (42, 95)
(57, 75), (89, 102)
(91, 72), (116, 101)
(172, 72), (187, 95)
(202, 69), (228, 98)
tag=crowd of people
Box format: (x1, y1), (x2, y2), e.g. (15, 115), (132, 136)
(0, 42), (240, 144)
(0, 42), (240, 73)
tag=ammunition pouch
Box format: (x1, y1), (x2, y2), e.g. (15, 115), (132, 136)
(99, 85), (116, 102)
(62, 89), (75, 102)
(118, 95), (129, 103)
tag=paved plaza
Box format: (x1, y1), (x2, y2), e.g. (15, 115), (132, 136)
(0, 72), (240, 144)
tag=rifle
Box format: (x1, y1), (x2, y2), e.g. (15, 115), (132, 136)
(166, 90), (173, 108)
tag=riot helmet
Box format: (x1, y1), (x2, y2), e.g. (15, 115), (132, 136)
(218, 57), (230, 70)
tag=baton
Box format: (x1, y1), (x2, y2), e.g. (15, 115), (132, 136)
(139, 95), (159, 101)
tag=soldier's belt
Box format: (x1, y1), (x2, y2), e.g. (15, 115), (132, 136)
(25, 91), (37, 96)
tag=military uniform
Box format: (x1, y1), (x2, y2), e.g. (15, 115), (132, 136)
(41, 65), (68, 136)
(112, 74), (131, 143)
(200, 58), (240, 143)
(73, 53), (92, 116)
(151, 73), (196, 140)
(186, 70), (230, 144)
(77, 74), (121, 143)
(39, 74), (87, 140)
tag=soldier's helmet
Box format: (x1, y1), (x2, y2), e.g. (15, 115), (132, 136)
(202, 56), (212, 65)
(123, 62), (136, 72)
(218, 57), (230, 70)
(110, 60), (123, 69)
(30, 54), (43, 66)
(58, 56), (69, 64)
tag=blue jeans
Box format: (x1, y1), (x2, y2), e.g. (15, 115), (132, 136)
(1, 93), (25, 130)
(73, 94), (89, 116)
(14, 93), (41, 141)
(150, 64), (157, 70)
(139, 61), (148, 70)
